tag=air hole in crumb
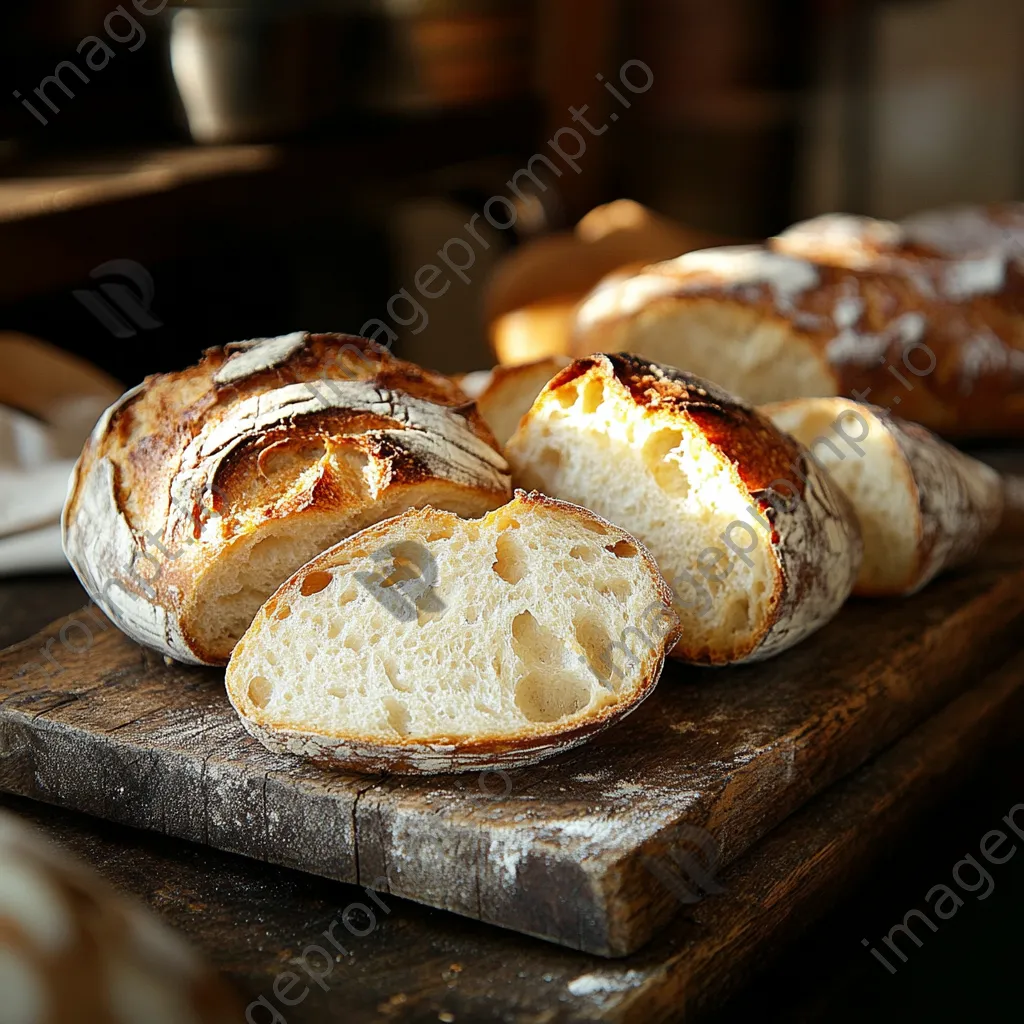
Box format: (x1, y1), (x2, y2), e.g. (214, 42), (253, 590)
(607, 540), (637, 559)
(576, 518), (609, 537)
(304, 647), (317, 663)
(337, 588), (358, 607)
(599, 579), (632, 600)
(248, 677), (273, 708)
(424, 523), (455, 542)
(723, 594), (751, 633)
(556, 384), (579, 409)
(328, 621), (341, 639)
(574, 613), (613, 683)
(383, 697), (411, 736)
(344, 636), (363, 652)
(569, 544), (598, 563)
(515, 671), (590, 723)
(581, 376), (604, 414)
(643, 428), (691, 499)
(300, 571), (333, 597)
(538, 447), (562, 470)
(275, 605), (292, 621)
(327, 685), (345, 699)
(382, 659), (412, 692)
(493, 532), (528, 584)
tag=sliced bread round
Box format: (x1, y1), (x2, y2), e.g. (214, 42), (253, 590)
(226, 491), (681, 773)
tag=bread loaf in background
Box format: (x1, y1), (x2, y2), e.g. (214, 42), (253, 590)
(487, 199), (731, 365)
(227, 491), (680, 773)
(505, 354), (862, 666)
(762, 397), (1004, 596)
(0, 811), (240, 1023)
(571, 203), (1024, 437)
(63, 333), (511, 666)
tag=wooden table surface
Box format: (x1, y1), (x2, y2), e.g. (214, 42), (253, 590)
(3, 573), (1023, 1023)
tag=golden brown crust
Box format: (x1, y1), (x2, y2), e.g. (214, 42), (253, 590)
(63, 334), (512, 665)
(550, 354), (808, 501)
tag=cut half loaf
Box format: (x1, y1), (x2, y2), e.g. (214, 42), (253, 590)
(227, 491), (680, 773)
(762, 397), (1003, 596)
(505, 355), (862, 665)
(63, 334), (511, 666)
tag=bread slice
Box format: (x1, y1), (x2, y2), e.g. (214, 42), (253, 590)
(63, 334), (511, 666)
(505, 355), (862, 665)
(762, 397), (1003, 595)
(226, 491), (680, 773)
(471, 356), (572, 446)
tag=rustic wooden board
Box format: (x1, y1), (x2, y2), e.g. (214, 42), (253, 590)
(2, 542), (1023, 958)
(7, 647), (1022, 1023)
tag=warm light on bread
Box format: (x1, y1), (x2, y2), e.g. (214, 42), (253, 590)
(506, 355), (862, 665)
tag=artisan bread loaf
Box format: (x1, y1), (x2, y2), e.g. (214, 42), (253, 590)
(227, 491), (680, 773)
(487, 200), (731, 365)
(505, 355), (862, 665)
(63, 334), (511, 666)
(572, 204), (1024, 437)
(762, 397), (1003, 596)
(472, 356), (571, 446)
(0, 811), (240, 1023)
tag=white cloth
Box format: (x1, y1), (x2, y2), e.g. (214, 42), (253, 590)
(0, 397), (109, 577)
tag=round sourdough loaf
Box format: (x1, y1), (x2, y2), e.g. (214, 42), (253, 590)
(62, 333), (511, 666)
(226, 491), (681, 773)
(505, 354), (863, 665)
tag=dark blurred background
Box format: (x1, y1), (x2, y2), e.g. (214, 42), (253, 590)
(0, 0), (1021, 384)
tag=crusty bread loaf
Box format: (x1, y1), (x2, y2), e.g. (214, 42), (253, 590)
(490, 295), (580, 366)
(487, 200), (731, 366)
(505, 355), (862, 665)
(63, 334), (512, 666)
(472, 356), (571, 446)
(572, 204), (1024, 437)
(762, 397), (1003, 596)
(0, 811), (241, 1023)
(227, 491), (680, 773)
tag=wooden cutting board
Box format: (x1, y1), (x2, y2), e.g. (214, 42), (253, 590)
(2, 541), (1023, 958)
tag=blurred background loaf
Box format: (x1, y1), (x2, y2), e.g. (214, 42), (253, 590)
(1, 0), (1021, 381)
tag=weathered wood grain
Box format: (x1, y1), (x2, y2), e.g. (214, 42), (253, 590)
(7, 647), (1022, 1023)
(2, 543), (1024, 957)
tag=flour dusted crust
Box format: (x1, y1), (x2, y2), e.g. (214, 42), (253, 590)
(62, 334), (512, 665)
(507, 355), (862, 665)
(765, 396), (1003, 595)
(227, 492), (680, 774)
(572, 204), (1024, 437)
(0, 811), (240, 1023)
